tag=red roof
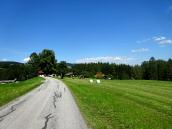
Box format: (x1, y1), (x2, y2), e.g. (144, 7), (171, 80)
(38, 70), (44, 74)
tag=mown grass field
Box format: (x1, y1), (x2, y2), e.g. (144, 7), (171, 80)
(0, 77), (44, 107)
(63, 78), (172, 129)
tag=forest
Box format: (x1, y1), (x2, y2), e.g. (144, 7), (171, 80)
(71, 57), (172, 81)
(0, 49), (172, 81)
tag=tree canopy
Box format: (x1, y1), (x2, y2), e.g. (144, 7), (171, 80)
(28, 49), (57, 75)
(57, 61), (68, 79)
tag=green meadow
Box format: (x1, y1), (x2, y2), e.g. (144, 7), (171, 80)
(63, 78), (172, 129)
(0, 77), (44, 107)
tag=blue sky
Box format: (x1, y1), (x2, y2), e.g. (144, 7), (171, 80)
(0, 0), (172, 64)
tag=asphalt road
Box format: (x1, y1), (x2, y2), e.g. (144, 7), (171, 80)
(0, 77), (89, 129)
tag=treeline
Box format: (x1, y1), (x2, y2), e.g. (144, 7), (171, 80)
(70, 57), (172, 81)
(1, 48), (172, 81)
(0, 62), (37, 81)
(0, 49), (57, 81)
(141, 57), (172, 80)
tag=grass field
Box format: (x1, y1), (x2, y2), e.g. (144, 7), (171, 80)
(0, 77), (44, 107)
(63, 78), (172, 129)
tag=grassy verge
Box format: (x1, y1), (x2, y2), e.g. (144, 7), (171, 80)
(0, 77), (44, 107)
(63, 78), (172, 129)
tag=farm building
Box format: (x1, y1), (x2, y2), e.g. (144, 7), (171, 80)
(95, 72), (105, 79)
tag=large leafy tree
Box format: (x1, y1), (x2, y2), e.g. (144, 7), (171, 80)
(29, 52), (40, 71)
(39, 49), (57, 75)
(57, 61), (67, 79)
(28, 49), (57, 75)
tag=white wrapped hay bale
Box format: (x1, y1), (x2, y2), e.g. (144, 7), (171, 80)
(96, 79), (101, 84)
(89, 79), (93, 83)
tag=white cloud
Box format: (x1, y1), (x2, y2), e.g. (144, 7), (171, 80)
(159, 39), (172, 45)
(131, 48), (149, 53)
(153, 36), (166, 41)
(137, 36), (172, 46)
(153, 36), (172, 45)
(76, 56), (133, 64)
(23, 57), (30, 62)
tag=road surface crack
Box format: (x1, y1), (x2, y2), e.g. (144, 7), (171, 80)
(0, 106), (16, 119)
(0, 100), (25, 121)
(53, 93), (57, 108)
(42, 114), (53, 129)
(0, 118), (3, 122)
(55, 91), (62, 98)
(53, 91), (62, 108)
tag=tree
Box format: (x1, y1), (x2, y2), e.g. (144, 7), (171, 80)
(166, 59), (172, 80)
(142, 61), (151, 80)
(28, 49), (57, 75)
(149, 57), (158, 80)
(57, 61), (67, 79)
(39, 49), (57, 75)
(141, 57), (158, 80)
(28, 52), (40, 76)
(28, 52), (40, 71)
(156, 60), (166, 80)
(132, 65), (142, 80)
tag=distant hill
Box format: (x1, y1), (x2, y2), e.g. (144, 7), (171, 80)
(0, 61), (22, 64)
(66, 63), (74, 67)
(0, 61), (23, 69)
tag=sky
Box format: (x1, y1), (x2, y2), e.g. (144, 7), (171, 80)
(0, 0), (172, 64)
